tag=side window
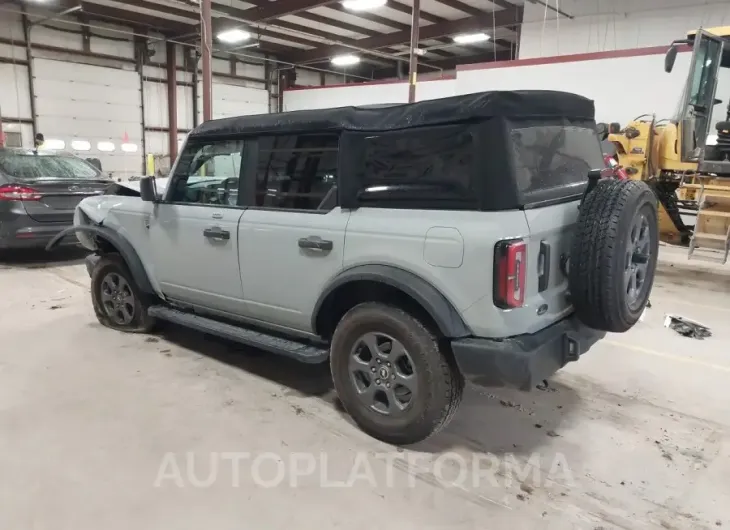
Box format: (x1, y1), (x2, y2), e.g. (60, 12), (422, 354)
(168, 139), (244, 206)
(509, 122), (605, 194)
(255, 134), (338, 212)
(688, 36), (722, 109)
(358, 125), (475, 208)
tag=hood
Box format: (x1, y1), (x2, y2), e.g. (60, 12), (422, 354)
(115, 177), (171, 194)
(76, 195), (128, 224)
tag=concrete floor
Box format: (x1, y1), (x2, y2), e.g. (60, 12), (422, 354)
(0, 248), (728, 530)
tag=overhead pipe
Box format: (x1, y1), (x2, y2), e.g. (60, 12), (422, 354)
(29, 4), (82, 27)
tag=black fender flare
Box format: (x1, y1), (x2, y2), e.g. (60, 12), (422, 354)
(46, 225), (155, 294)
(312, 264), (472, 339)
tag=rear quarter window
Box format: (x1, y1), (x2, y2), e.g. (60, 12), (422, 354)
(509, 121), (606, 200)
(357, 124), (477, 209)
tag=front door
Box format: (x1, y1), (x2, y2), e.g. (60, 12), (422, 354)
(238, 133), (348, 333)
(149, 138), (247, 315)
(678, 30), (725, 161)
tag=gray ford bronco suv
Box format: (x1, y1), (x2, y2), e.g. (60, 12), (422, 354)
(49, 90), (658, 445)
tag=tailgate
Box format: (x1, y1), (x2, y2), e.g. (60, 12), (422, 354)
(521, 200), (580, 328)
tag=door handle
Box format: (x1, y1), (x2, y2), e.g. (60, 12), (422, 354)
(203, 227), (230, 240)
(298, 236), (333, 251)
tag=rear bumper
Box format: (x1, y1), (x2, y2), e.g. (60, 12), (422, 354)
(450, 316), (605, 390)
(0, 219), (77, 249)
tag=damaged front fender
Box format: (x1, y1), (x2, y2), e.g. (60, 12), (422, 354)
(45, 224), (155, 296)
(77, 194), (127, 225)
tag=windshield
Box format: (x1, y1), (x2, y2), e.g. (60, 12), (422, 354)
(0, 152), (102, 181)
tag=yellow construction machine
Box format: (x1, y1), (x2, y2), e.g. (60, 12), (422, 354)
(608, 26), (730, 263)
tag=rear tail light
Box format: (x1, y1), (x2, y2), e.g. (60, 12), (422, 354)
(0, 184), (42, 201)
(494, 239), (527, 309)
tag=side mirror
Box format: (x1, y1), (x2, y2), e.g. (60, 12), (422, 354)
(85, 157), (102, 171)
(665, 45), (678, 73)
(139, 176), (159, 202)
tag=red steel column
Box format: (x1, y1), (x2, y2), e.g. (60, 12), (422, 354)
(407, 0), (420, 103)
(166, 41), (178, 160)
(201, 0), (213, 121)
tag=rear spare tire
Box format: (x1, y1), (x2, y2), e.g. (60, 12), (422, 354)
(569, 179), (658, 332)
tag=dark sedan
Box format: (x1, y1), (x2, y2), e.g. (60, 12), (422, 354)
(0, 148), (112, 249)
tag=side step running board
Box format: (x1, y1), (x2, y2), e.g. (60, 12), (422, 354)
(148, 306), (329, 364)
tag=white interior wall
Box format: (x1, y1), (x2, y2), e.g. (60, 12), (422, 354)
(294, 68), (341, 87)
(195, 78), (270, 124)
(457, 51), (693, 125)
(519, 0), (730, 58)
(283, 79), (456, 111)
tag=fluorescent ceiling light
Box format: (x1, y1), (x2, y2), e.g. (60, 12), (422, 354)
(217, 28), (251, 44)
(453, 32), (491, 45)
(331, 54), (360, 66)
(342, 0), (387, 11)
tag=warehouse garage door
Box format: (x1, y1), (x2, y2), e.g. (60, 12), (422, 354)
(197, 81), (269, 123)
(33, 58), (143, 180)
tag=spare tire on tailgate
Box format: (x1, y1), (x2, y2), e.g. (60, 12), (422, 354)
(569, 179), (658, 332)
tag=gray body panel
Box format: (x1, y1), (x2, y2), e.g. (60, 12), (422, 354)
(238, 207), (350, 332)
(148, 204), (245, 315)
(73, 196), (579, 340)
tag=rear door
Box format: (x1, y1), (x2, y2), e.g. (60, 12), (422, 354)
(509, 119), (607, 327)
(238, 133), (347, 333)
(0, 151), (110, 223)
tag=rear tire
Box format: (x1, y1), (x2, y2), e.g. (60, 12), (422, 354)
(330, 302), (463, 445)
(569, 179), (658, 332)
(91, 253), (157, 333)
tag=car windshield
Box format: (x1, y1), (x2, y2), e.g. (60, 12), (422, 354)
(0, 152), (102, 181)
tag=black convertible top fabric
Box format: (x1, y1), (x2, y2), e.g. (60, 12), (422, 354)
(189, 90), (595, 138)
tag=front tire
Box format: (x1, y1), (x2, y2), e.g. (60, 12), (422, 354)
(91, 253), (157, 333)
(330, 302), (463, 445)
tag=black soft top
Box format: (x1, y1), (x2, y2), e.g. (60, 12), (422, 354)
(189, 90), (595, 138)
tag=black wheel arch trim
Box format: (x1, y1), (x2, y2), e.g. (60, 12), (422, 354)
(46, 225), (155, 294)
(313, 264), (472, 339)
